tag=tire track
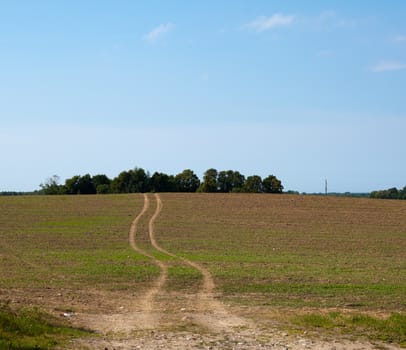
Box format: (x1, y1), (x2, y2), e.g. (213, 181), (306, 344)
(128, 193), (167, 329)
(72, 194), (166, 334)
(151, 193), (249, 332)
(149, 194), (214, 293)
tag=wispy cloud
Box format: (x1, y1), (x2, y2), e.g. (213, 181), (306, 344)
(370, 61), (406, 72)
(144, 22), (174, 43)
(247, 14), (295, 32)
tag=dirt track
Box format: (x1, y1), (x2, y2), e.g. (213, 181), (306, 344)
(128, 193), (168, 329)
(72, 194), (401, 349)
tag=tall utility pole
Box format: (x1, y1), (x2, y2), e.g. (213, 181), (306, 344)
(325, 179), (328, 195)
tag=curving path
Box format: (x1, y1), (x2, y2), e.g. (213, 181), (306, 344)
(149, 193), (249, 331)
(128, 193), (167, 329)
(83, 193), (248, 335)
(149, 194), (215, 295)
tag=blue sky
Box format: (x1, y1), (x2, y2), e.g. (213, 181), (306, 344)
(1, 1), (405, 192)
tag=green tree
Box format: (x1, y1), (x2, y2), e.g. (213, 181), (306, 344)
(92, 174), (111, 192)
(150, 172), (177, 192)
(64, 175), (81, 194)
(175, 169), (200, 192)
(370, 187), (405, 199)
(40, 175), (63, 195)
(386, 187), (399, 199)
(401, 186), (406, 199)
(218, 170), (245, 192)
(92, 174), (111, 194)
(63, 174), (96, 194)
(130, 168), (150, 193)
(243, 175), (263, 193)
(110, 171), (131, 193)
(96, 184), (110, 194)
(110, 168), (150, 193)
(199, 168), (218, 192)
(262, 175), (284, 193)
(76, 174), (96, 194)
(230, 171), (245, 192)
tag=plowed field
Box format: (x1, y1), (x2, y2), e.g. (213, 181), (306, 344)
(0, 194), (405, 349)
(156, 193), (406, 311)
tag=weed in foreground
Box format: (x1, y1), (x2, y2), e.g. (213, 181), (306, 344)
(0, 303), (90, 350)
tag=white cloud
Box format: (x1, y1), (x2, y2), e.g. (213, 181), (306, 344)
(144, 22), (174, 43)
(370, 61), (406, 72)
(247, 14), (295, 32)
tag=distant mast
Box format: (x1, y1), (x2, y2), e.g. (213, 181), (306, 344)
(325, 179), (328, 195)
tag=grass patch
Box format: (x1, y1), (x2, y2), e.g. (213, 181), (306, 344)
(167, 265), (203, 291)
(0, 303), (90, 349)
(0, 194), (153, 291)
(293, 312), (406, 346)
(219, 281), (406, 308)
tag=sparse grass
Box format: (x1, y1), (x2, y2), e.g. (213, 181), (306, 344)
(167, 265), (203, 291)
(156, 194), (406, 312)
(0, 303), (90, 349)
(1, 193), (406, 346)
(0, 194), (166, 345)
(0, 194), (159, 309)
(292, 312), (406, 346)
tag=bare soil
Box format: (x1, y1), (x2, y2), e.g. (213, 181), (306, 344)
(66, 194), (401, 350)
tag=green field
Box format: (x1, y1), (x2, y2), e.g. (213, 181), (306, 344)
(0, 193), (405, 347)
(0, 195), (159, 291)
(155, 194), (406, 310)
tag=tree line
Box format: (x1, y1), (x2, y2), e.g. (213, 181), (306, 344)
(370, 186), (406, 200)
(39, 168), (283, 195)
